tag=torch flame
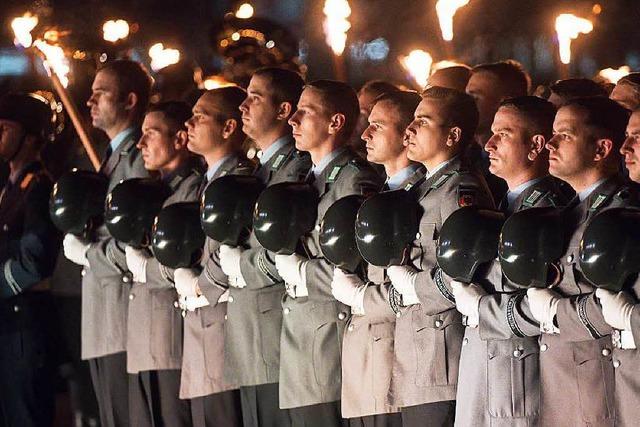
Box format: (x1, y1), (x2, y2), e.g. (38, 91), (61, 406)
(103, 19), (130, 43)
(323, 0), (351, 56)
(33, 39), (71, 87)
(435, 0), (470, 41)
(11, 13), (38, 48)
(400, 50), (433, 88)
(203, 75), (236, 90)
(235, 3), (254, 19)
(555, 14), (593, 65)
(149, 43), (180, 72)
(598, 66), (631, 84)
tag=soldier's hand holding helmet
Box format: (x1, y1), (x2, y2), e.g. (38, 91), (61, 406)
(63, 234), (91, 268)
(125, 246), (150, 283)
(219, 244), (247, 288)
(331, 268), (367, 314)
(275, 253), (308, 298)
(174, 267), (200, 298)
(595, 288), (635, 331)
(527, 288), (561, 334)
(451, 281), (486, 327)
(387, 265), (420, 306)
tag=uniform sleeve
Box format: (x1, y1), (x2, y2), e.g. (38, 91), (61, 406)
(145, 258), (175, 290)
(0, 181), (61, 298)
(304, 165), (382, 302)
(239, 246), (283, 290)
(197, 241), (230, 304)
(86, 237), (128, 280)
(555, 292), (613, 340)
(361, 283), (397, 323)
(479, 291), (541, 339)
(631, 304), (640, 344)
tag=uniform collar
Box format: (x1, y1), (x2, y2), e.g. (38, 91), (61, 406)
(260, 135), (290, 166)
(312, 146), (347, 178)
(578, 178), (608, 202)
(505, 177), (545, 210)
(206, 154), (233, 182)
(387, 164), (422, 190)
(109, 127), (136, 153)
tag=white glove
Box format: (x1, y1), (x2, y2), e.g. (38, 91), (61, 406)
(451, 280), (487, 327)
(174, 268), (200, 298)
(63, 234), (90, 267)
(275, 253), (308, 298)
(387, 265), (420, 306)
(596, 288), (635, 331)
(180, 295), (210, 311)
(217, 289), (230, 303)
(219, 245), (244, 278)
(331, 268), (367, 314)
(125, 246), (150, 283)
(527, 288), (561, 334)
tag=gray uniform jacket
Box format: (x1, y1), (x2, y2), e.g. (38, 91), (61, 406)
(81, 130), (149, 360)
(455, 176), (570, 427)
(178, 154), (256, 400)
(387, 155), (494, 409)
(126, 164), (203, 374)
(341, 166), (425, 419)
(535, 175), (638, 427)
(222, 141), (312, 389)
(279, 147), (383, 409)
(621, 281), (640, 426)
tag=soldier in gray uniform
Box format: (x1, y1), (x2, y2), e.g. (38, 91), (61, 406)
(450, 96), (571, 426)
(217, 68), (311, 427)
(594, 107), (640, 426)
(63, 59), (153, 427)
(525, 97), (637, 426)
(170, 87), (255, 427)
(0, 93), (61, 427)
(122, 101), (200, 427)
(331, 90), (423, 427)
(271, 80), (382, 427)
(382, 87), (494, 426)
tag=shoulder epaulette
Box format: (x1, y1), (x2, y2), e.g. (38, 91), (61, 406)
(522, 189), (547, 208)
(430, 171), (456, 190)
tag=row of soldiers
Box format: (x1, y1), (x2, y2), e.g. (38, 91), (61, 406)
(1, 58), (640, 427)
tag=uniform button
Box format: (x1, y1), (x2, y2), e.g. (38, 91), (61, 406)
(602, 348), (611, 357)
(395, 312), (401, 318)
(566, 254), (574, 263)
(228, 296), (234, 303)
(347, 324), (354, 332)
(435, 320), (443, 328)
(224, 314), (228, 320)
(513, 349), (522, 358)
(122, 275), (131, 284)
(540, 344), (548, 352)
(2, 224), (7, 232)
(613, 360), (621, 368)
(338, 312), (346, 320)
(462, 338), (468, 346)
(173, 301), (179, 308)
(129, 294), (135, 301)
(284, 308), (291, 315)
(81, 268), (86, 277)
(315, 224), (321, 231)
(13, 305), (19, 313)
(415, 232), (421, 240)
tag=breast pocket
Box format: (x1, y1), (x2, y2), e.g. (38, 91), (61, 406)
(412, 308), (463, 387)
(572, 338), (615, 423)
(487, 338), (540, 419)
(414, 221), (437, 266)
(311, 302), (346, 387)
(370, 321), (395, 398)
(258, 288), (284, 367)
(150, 290), (182, 359)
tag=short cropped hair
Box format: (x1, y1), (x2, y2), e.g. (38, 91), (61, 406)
(98, 60), (153, 121)
(499, 96), (557, 139)
(564, 96), (631, 150)
(306, 80), (360, 141)
(421, 86), (479, 146)
(373, 90), (422, 132)
(146, 101), (192, 134)
(550, 78), (607, 102)
(253, 67), (305, 109)
(472, 60), (531, 97)
(359, 80), (398, 99)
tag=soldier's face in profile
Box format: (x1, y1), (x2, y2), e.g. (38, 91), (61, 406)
(288, 87), (332, 153)
(610, 82), (640, 111)
(621, 110), (640, 183)
(485, 107), (534, 182)
(239, 75), (280, 142)
(361, 101), (406, 165)
(405, 98), (450, 164)
(546, 105), (598, 184)
(355, 89), (378, 142)
(185, 93), (226, 156)
(0, 119), (23, 161)
(137, 111), (183, 171)
(87, 70), (125, 133)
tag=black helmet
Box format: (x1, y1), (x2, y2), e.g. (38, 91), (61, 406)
(319, 195), (366, 272)
(105, 178), (171, 247)
(151, 202), (205, 269)
(579, 208), (640, 292)
(499, 207), (564, 288)
(49, 169), (109, 234)
(0, 93), (54, 142)
(200, 175), (265, 245)
(355, 190), (420, 268)
(253, 182), (318, 254)
(436, 207), (505, 282)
